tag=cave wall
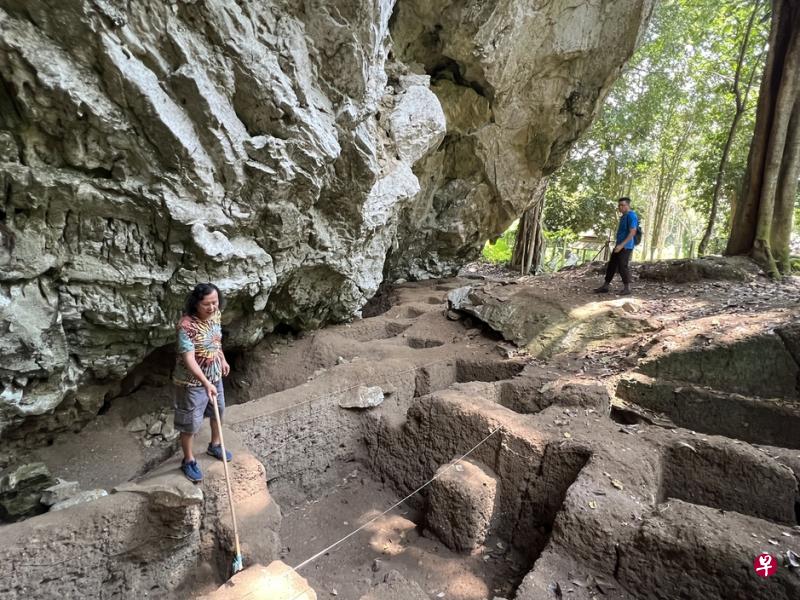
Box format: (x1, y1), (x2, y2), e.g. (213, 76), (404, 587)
(0, 0), (653, 441)
(387, 0), (655, 278)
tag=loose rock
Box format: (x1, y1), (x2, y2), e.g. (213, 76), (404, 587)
(161, 420), (179, 441)
(50, 489), (109, 512)
(126, 416), (148, 433)
(40, 478), (80, 507)
(338, 386), (384, 409)
(0, 462), (55, 522)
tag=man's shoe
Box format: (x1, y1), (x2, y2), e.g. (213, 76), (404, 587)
(207, 443), (233, 462)
(182, 459), (203, 482)
(620, 287), (632, 295)
(593, 285), (610, 293)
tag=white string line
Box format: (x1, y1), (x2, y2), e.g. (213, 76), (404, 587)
(282, 424), (504, 600)
(237, 424), (503, 600)
(257, 358), (456, 459)
(248, 352), (519, 502)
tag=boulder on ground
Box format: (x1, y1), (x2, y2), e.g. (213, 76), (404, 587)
(0, 462), (54, 522)
(448, 284), (654, 357)
(50, 489), (108, 512)
(339, 385), (384, 409)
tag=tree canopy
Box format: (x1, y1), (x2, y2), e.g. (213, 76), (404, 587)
(542, 0), (789, 261)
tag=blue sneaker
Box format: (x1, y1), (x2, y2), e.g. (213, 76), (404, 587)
(182, 459), (203, 482)
(207, 443), (233, 462)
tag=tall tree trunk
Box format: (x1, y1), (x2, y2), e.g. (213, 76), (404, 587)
(772, 97), (800, 271)
(650, 120), (692, 261)
(511, 181), (549, 274)
(650, 154), (669, 261)
(699, 0), (763, 255)
(726, 0), (800, 277)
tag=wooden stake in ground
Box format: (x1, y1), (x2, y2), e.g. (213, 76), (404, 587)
(726, 0), (800, 277)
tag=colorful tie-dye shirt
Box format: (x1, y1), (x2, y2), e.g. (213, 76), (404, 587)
(173, 310), (223, 387)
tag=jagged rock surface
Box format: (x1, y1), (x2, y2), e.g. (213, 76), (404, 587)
(448, 283), (656, 358)
(0, 462), (54, 521)
(0, 0), (653, 441)
(387, 0), (655, 278)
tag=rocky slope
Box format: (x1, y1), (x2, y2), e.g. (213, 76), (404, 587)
(0, 0), (653, 441)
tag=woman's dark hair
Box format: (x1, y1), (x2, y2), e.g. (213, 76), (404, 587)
(185, 283), (224, 316)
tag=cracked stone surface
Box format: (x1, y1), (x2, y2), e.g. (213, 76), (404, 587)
(386, 0), (655, 279)
(0, 0), (653, 440)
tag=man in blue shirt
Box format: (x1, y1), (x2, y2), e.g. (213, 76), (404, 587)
(594, 197), (638, 295)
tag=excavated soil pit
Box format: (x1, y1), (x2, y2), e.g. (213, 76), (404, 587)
(659, 438), (799, 524)
(617, 375), (800, 448)
(617, 330), (800, 449)
(278, 464), (530, 600)
(5, 271), (800, 600)
(221, 298), (586, 599)
(271, 389), (591, 600)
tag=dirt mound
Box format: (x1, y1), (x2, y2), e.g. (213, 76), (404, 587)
(637, 255), (762, 282)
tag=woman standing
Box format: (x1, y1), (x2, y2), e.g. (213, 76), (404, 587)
(173, 283), (233, 482)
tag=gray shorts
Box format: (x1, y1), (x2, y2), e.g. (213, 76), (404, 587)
(173, 380), (225, 434)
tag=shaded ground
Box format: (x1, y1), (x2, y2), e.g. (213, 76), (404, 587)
(3, 257), (799, 599)
(19, 257), (797, 496)
(279, 464), (525, 600)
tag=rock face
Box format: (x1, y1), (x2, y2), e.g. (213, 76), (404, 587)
(0, 0), (653, 441)
(387, 0), (655, 278)
(448, 283), (656, 357)
(0, 462), (54, 521)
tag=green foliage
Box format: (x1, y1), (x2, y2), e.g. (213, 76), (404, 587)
(482, 222), (517, 263)
(544, 167), (620, 236)
(543, 228), (579, 244)
(544, 0), (771, 258)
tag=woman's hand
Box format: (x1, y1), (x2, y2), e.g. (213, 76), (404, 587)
(204, 381), (219, 403)
(221, 359), (230, 377)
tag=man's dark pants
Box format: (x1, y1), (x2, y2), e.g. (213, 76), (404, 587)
(605, 248), (632, 285)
